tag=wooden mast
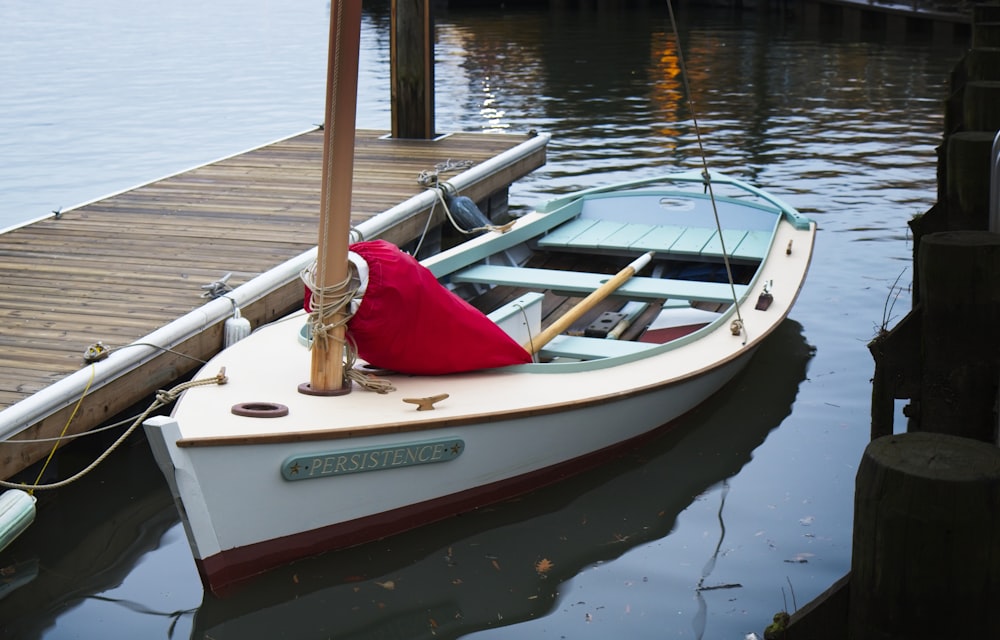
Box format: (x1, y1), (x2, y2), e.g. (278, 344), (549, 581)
(307, 0), (362, 394)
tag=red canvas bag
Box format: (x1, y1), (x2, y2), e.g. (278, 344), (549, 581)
(326, 240), (531, 374)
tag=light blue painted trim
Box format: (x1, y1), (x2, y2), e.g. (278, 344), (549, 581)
(535, 170), (813, 231)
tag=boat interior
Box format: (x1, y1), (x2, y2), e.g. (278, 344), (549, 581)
(419, 182), (787, 364)
(458, 247), (760, 362)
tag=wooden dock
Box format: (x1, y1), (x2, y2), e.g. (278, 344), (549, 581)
(0, 128), (548, 480)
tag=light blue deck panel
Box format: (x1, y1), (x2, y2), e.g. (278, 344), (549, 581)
(537, 218), (771, 261)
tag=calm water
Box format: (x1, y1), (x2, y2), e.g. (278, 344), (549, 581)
(0, 1), (969, 638)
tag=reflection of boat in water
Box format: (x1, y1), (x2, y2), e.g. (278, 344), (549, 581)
(192, 318), (813, 640)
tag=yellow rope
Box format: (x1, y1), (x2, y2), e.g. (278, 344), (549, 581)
(28, 364), (97, 496)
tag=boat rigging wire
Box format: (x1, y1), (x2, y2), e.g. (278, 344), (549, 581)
(665, 0), (747, 344)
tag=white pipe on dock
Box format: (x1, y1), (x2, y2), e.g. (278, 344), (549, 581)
(0, 132), (550, 443)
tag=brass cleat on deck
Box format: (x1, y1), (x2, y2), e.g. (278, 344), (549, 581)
(402, 393), (449, 411)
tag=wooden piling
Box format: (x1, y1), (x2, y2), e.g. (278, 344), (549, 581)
(917, 231), (1000, 442)
(962, 80), (1000, 132)
(849, 432), (1000, 639)
(944, 132), (995, 227)
(390, 0), (435, 139)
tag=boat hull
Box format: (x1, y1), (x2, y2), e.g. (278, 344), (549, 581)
(145, 349), (751, 594)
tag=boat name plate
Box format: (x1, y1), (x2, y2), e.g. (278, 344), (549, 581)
(281, 438), (464, 481)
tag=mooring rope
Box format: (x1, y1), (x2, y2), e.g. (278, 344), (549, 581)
(413, 159), (501, 258)
(665, 0), (747, 344)
(0, 369), (228, 492)
(435, 183), (516, 235)
(416, 158), (475, 187)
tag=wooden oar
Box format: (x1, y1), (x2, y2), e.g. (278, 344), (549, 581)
(524, 251), (654, 355)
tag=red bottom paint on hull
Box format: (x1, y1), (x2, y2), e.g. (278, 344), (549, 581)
(199, 414), (687, 597)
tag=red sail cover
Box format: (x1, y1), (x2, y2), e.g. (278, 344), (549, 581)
(345, 240), (532, 374)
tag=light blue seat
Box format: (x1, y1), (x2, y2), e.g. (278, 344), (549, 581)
(451, 264), (747, 304)
(536, 334), (654, 360)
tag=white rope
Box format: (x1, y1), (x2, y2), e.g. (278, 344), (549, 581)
(200, 272), (234, 299)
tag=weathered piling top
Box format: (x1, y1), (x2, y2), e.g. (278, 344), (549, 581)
(0, 128), (548, 480)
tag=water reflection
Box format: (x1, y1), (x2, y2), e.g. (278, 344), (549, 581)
(190, 320), (812, 640)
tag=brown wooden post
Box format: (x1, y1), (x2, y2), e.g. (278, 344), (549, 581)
(867, 310), (921, 440)
(390, 0), (434, 139)
(962, 81), (1000, 132)
(945, 132), (995, 228)
(972, 5), (1000, 48)
(849, 432), (1000, 639)
(917, 231), (1000, 442)
(963, 48), (1000, 83)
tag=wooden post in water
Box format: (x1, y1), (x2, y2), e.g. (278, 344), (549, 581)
(308, 0), (362, 395)
(390, 0), (434, 139)
(916, 231), (1000, 442)
(848, 432), (1000, 639)
(945, 132), (997, 229)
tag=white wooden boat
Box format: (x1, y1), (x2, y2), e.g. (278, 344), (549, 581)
(189, 318), (814, 637)
(142, 0), (815, 597)
(144, 168), (815, 595)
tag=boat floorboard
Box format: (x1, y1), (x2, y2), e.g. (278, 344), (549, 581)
(0, 128), (546, 480)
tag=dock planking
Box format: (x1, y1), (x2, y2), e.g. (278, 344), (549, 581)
(0, 128), (546, 480)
